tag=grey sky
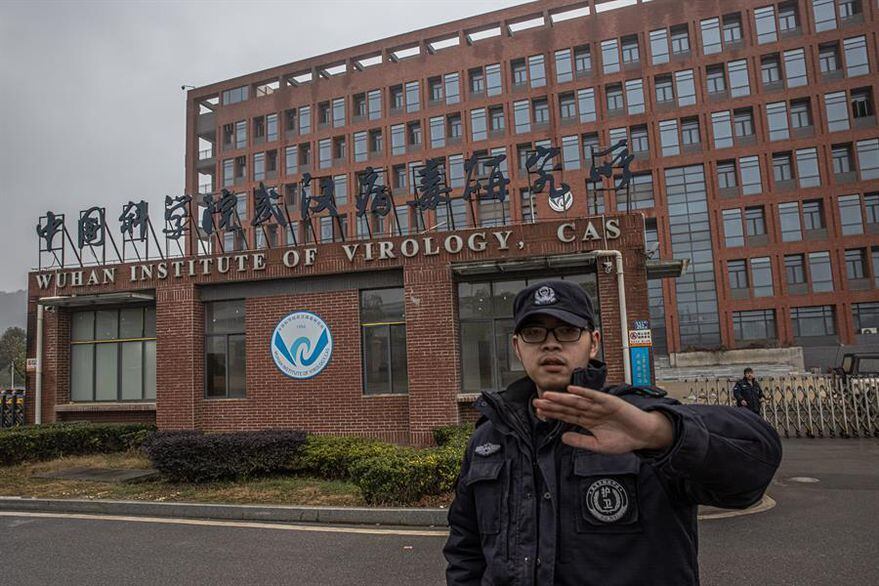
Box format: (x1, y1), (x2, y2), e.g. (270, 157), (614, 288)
(0, 0), (527, 292)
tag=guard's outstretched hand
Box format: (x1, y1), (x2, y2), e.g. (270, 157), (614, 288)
(533, 386), (674, 454)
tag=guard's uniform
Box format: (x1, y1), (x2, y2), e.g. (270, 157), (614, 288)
(444, 360), (782, 586)
(733, 378), (765, 415)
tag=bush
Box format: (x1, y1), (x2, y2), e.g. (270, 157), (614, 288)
(350, 442), (465, 505)
(0, 423), (155, 466)
(432, 424), (475, 448)
(142, 429), (307, 483)
(289, 435), (399, 479)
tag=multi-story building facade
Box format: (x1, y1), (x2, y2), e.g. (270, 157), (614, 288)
(188, 0), (878, 369)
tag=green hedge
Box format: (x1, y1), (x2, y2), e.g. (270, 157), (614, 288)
(142, 429), (307, 483)
(288, 434), (400, 479)
(0, 423), (155, 466)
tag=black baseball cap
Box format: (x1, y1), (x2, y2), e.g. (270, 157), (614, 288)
(513, 280), (596, 332)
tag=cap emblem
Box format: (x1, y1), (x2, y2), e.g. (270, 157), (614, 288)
(534, 286), (557, 306)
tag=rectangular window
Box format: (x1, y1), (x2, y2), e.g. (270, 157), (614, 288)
(711, 111), (734, 149)
(751, 257), (774, 297)
(222, 86), (248, 105)
(795, 148), (821, 188)
(802, 199), (825, 230)
(405, 81), (420, 113)
(734, 309), (777, 342)
(368, 90), (382, 120)
(754, 6), (778, 44)
(773, 153), (794, 183)
(845, 248), (867, 279)
(361, 288), (408, 395)
(513, 100), (531, 134)
(606, 84), (624, 112)
(470, 109), (487, 142)
(562, 135), (580, 170)
(670, 25), (690, 54)
(786, 254), (807, 286)
(718, 161), (738, 189)
(659, 120), (680, 156)
(813, 0), (838, 31)
(779, 201), (802, 241)
(857, 138), (879, 180)
(601, 39), (620, 74)
(532, 99), (549, 125)
(631, 125), (649, 153)
(528, 54), (546, 88)
(253, 152), (265, 181)
(205, 300), (245, 398)
(729, 259), (749, 290)
(701, 18), (722, 55)
(318, 139), (332, 169)
(285, 145), (298, 175)
(790, 100), (812, 129)
(783, 49), (808, 88)
(745, 206), (767, 236)
(391, 124), (405, 156)
(820, 43), (841, 74)
(843, 36), (869, 77)
(574, 46), (591, 75)
(735, 109), (755, 140)
(655, 75), (674, 103)
(766, 102), (790, 141)
(71, 307), (156, 402)
(577, 88), (596, 123)
(791, 306), (836, 337)
(723, 209), (745, 247)
(266, 114), (278, 142)
(728, 60), (751, 97)
(825, 91), (851, 131)
(739, 157), (763, 195)
(838, 194), (864, 234)
(865, 193), (879, 225)
(486, 64), (502, 96)
(621, 35), (639, 64)
(625, 79), (645, 115)
(559, 93), (577, 120)
(299, 106), (311, 135)
(555, 49), (573, 83)
(332, 98), (345, 128)
(853, 302), (879, 332)
(808, 251), (834, 292)
(674, 70), (696, 107)
(650, 29), (669, 64)
(681, 118), (700, 146)
(706, 65), (727, 95)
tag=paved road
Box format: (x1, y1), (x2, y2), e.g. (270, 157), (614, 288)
(3, 439), (877, 585)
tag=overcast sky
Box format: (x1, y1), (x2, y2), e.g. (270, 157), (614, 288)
(0, 0), (527, 292)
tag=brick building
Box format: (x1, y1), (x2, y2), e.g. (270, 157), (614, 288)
(26, 0), (879, 439)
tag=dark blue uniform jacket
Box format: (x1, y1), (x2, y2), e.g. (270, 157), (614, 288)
(444, 360), (782, 585)
(732, 378), (765, 415)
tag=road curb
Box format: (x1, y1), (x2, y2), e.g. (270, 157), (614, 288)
(0, 494), (774, 527)
(0, 497), (449, 527)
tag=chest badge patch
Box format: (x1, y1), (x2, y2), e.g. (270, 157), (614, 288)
(586, 478), (629, 523)
(474, 442), (501, 457)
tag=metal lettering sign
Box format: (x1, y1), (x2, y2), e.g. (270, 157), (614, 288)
(525, 146), (572, 213)
(589, 139), (635, 213)
(163, 195), (191, 241)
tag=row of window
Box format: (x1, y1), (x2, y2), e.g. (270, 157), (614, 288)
(733, 301), (879, 345)
(216, 0), (867, 109)
(722, 191), (879, 249)
(728, 246), (879, 299)
(214, 35), (871, 161)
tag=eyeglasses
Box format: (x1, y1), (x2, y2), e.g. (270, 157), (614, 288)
(518, 325), (586, 344)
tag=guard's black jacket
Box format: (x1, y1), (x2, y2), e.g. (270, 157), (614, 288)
(732, 378), (765, 415)
(444, 360), (782, 585)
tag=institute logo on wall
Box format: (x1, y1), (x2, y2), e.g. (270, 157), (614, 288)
(271, 311), (333, 379)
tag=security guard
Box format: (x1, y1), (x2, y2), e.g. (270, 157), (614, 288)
(444, 280), (782, 585)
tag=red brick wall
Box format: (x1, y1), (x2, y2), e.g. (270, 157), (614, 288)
(56, 411), (156, 425)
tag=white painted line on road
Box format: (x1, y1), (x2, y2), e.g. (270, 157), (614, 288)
(0, 511), (449, 537)
(698, 496), (777, 520)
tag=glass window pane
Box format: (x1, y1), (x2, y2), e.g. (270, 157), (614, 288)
(144, 307), (156, 337)
(206, 300), (245, 333)
(227, 334), (246, 398)
(71, 344), (94, 401)
(205, 336), (227, 397)
(95, 310), (117, 340)
(493, 280), (526, 316)
(144, 340), (156, 400)
(360, 288), (405, 322)
(120, 341), (143, 400)
(461, 321), (494, 393)
(363, 326), (390, 394)
(495, 319), (523, 389)
(95, 343), (118, 401)
(119, 308), (143, 339)
(72, 312), (95, 341)
(459, 282), (491, 319)
(390, 324), (408, 394)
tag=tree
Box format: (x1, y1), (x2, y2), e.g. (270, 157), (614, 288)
(0, 327), (26, 379)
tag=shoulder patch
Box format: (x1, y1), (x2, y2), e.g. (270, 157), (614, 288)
(474, 442), (502, 457)
(605, 384), (668, 399)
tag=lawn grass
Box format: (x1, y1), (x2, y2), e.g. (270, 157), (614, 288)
(0, 452), (367, 506)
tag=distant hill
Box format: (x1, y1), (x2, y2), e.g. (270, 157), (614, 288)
(0, 290), (27, 333)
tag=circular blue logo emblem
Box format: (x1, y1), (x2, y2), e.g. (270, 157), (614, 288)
(271, 311), (333, 379)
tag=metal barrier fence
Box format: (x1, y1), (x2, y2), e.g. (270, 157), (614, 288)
(679, 376), (879, 438)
